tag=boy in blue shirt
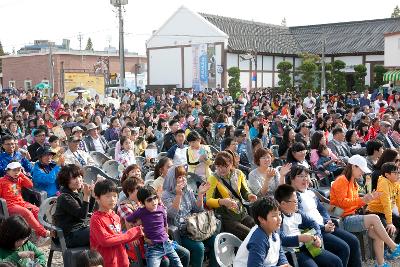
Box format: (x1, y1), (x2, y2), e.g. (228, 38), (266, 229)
(234, 196), (289, 267)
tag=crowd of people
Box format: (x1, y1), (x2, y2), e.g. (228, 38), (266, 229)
(0, 86), (400, 267)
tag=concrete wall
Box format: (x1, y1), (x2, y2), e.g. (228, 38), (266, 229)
(385, 34), (400, 68)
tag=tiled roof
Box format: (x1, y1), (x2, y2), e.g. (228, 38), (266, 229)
(290, 18), (400, 55)
(201, 13), (400, 56)
(201, 13), (301, 55)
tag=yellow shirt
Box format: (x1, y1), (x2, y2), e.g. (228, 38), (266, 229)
(206, 169), (251, 209)
(367, 176), (400, 224)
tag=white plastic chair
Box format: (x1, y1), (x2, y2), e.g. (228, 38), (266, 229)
(214, 232), (242, 267)
(90, 151), (111, 168)
(102, 160), (120, 180)
(38, 197), (88, 267)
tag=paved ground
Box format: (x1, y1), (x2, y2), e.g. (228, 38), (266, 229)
(40, 244), (400, 267)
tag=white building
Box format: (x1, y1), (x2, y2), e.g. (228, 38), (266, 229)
(147, 6), (400, 91)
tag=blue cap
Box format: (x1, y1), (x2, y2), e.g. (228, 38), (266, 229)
(217, 123), (227, 129)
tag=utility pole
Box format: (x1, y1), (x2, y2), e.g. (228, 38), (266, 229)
(78, 32), (83, 50)
(111, 0), (127, 87)
(48, 43), (55, 96)
(320, 35), (326, 96)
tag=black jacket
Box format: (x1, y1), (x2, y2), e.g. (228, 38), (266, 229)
(53, 187), (95, 235)
(162, 132), (176, 152)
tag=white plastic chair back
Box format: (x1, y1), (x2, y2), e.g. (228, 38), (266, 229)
(102, 160), (119, 179)
(214, 232), (242, 267)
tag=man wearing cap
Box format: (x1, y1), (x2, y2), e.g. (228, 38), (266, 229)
(83, 123), (109, 153)
(28, 128), (47, 162)
(214, 123), (226, 149)
(376, 121), (400, 149)
(31, 146), (62, 197)
(0, 135), (33, 176)
(72, 126), (88, 152)
(64, 136), (95, 167)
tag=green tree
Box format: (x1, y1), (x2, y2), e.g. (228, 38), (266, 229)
(277, 61), (293, 92)
(373, 65), (387, 88)
(354, 64), (367, 92)
(299, 60), (317, 92)
(85, 37), (94, 51)
(332, 60), (346, 93)
(391, 5), (400, 18)
(228, 67), (241, 99)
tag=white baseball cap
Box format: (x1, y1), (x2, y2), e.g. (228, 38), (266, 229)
(6, 162), (22, 170)
(348, 155), (371, 173)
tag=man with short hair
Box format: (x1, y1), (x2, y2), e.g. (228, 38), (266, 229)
(328, 128), (365, 163)
(162, 119), (180, 152)
(28, 129), (47, 162)
(19, 91), (36, 114)
(365, 140), (384, 171)
(295, 122), (311, 148)
(376, 121), (399, 149)
(303, 90), (316, 114)
(0, 135), (32, 176)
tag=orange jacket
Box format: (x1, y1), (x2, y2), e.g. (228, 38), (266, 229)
(330, 175), (365, 217)
(0, 173), (33, 207)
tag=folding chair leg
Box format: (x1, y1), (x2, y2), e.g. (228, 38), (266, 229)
(47, 250), (54, 267)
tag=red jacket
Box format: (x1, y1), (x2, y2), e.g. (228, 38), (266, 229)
(0, 173), (33, 207)
(90, 210), (142, 267)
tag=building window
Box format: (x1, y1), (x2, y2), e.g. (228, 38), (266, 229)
(398, 38), (400, 49)
(8, 81), (15, 88)
(24, 80), (32, 90)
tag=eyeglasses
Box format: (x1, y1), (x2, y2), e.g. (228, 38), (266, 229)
(145, 195), (158, 203)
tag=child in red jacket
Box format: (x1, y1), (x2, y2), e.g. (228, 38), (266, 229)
(0, 162), (51, 244)
(90, 179), (143, 267)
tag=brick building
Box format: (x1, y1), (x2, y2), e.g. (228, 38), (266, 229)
(1, 50), (146, 95)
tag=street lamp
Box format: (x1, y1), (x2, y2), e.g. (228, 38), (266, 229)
(110, 0), (128, 87)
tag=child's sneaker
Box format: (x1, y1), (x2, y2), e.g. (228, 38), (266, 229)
(387, 244), (400, 259)
(36, 236), (50, 247)
(375, 262), (391, 267)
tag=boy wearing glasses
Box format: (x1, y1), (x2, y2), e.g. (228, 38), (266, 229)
(367, 162), (400, 243)
(275, 184), (342, 267)
(126, 186), (183, 267)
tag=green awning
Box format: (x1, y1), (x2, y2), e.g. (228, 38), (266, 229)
(383, 70), (400, 82)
